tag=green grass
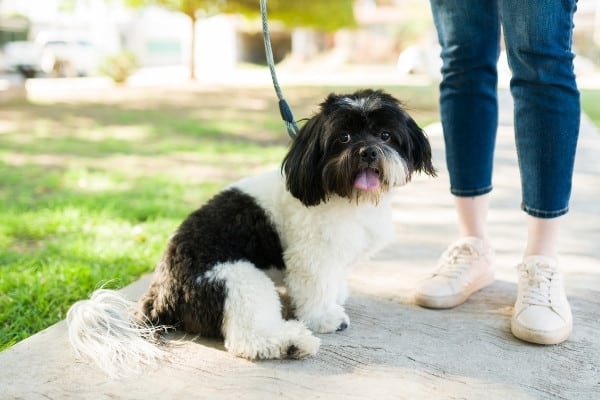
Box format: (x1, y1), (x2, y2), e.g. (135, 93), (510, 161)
(0, 83), (439, 351)
(581, 89), (600, 129)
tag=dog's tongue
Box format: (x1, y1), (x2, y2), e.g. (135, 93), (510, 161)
(354, 170), (380, 191)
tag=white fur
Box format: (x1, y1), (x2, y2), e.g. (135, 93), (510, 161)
(66, 289), (167, 378)
(204, 261), (320, 359)
(341, 96), (382, 111)
(381, 147), (410, 187)
(233, 169), (397, 333)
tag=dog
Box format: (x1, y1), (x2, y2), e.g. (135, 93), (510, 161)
(67, 89), (436, 377)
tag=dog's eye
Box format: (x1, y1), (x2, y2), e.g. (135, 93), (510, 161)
(380, 131), (391, 142)
(339, 133), (351, 143)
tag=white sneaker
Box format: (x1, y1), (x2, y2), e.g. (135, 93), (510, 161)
(511, 256), (572, 345)
(414, 237), (495, 309)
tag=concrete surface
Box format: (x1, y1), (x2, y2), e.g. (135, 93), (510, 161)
(0, 88), (599, 400)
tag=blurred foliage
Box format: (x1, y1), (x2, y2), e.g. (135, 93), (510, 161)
(124, 0), (355, 31)
(58, 0), (78, 12)
(98, 50), (138, 83)
(231, 0), (356, 31)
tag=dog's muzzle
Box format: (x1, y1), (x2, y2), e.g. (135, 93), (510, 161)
(354, 146), (382, 191)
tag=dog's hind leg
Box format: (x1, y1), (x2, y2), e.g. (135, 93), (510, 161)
(205, 261), (320, 360)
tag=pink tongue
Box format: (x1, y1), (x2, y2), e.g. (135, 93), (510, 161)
(354, 170), (380, 191)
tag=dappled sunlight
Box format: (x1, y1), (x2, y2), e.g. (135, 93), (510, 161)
(2, 151), (283, 185)
(85, 125), (150, 142)
(0, 84), (438, 192)
(66, 169), (130, 193)
(4, 87), (299, 150)
(2, 152), (66, 168)
(0, 120), (19, 135)
(77, 219), (166, 260)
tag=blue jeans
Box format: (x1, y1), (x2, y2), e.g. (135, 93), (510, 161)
(430, 0), (580, 218)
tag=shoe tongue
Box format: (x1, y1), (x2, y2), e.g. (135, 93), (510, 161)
(354, 169), (380, 191)
(521, 256), (558, 277)
(519, 256), (559, 287)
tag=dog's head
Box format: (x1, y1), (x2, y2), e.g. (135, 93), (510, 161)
(282, 89), (436, 206)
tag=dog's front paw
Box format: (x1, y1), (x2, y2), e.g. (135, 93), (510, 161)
(302, 305), (350, 334)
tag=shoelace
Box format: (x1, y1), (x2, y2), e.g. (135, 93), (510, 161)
(517, 262), (555, 306)
(434, 244), (479, 279)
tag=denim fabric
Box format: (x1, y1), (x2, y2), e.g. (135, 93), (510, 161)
(430, 0), (580, 218)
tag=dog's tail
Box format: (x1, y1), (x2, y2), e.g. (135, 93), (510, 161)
(66, 289), (168, 378)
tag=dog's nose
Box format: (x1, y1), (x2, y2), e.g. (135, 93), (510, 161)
(360, 146), (379, 163)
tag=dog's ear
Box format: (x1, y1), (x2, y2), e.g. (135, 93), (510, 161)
(405, 116), (437, 177)
(282, 113), (328, 206)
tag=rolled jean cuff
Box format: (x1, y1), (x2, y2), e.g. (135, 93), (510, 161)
(450, 185), (493, 197)
(521, 203), (569, 219)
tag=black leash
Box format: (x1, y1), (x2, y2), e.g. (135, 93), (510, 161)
(260, 0), (299, 139)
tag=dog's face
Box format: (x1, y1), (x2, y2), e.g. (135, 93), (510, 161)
(282, 89), (436, 206)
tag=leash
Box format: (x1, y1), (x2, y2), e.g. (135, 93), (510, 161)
(260, 0), (299, 139)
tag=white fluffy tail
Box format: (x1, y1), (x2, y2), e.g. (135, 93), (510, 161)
(66, 289), (167, 378)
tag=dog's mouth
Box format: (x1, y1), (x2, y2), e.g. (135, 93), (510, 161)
(354, 167), (381, 191)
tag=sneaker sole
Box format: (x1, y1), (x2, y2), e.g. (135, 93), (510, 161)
(510, 319), (572, 345)
(414, 272), (495, 309)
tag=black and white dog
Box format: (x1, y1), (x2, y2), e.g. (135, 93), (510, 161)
(67, 89), (436, 376)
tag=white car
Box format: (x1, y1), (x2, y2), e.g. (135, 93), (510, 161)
(1, 38), (100, 78)
(1, 41), (42, 78)
(40, 39), (99, 77)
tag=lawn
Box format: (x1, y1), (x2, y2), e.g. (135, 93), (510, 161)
(0, 82), (439, 351)
(581, 89), (600, 128)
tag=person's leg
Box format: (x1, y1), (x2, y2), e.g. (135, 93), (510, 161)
(432, 0), (500, 200)
(500, 0), (579, 344)
(525, 216), (562, 259)
(415, 0), (499, 309)
(431, 0), (500, 242)
(501, 1), (580, 224)
(455, 195), (490, 240)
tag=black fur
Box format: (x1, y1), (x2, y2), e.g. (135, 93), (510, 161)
(283, 89), (436, 206)
(137, 188), (285, 338)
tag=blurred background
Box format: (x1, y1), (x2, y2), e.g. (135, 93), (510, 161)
(1, 0), (598, 87)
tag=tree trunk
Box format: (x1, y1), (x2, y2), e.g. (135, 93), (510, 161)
(189, 14), (197, 80)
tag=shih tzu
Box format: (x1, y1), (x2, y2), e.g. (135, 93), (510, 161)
(67, 89), (436, 376)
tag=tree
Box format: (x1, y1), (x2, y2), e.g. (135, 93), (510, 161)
(125, 0), (355, 80)
(125, 0), (209, 80)
(227, 0), (356, 32)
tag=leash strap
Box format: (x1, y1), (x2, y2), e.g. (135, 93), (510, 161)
(260, 0), (299, 139)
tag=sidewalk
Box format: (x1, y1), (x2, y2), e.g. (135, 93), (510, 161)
(0, 84), (598, 399)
